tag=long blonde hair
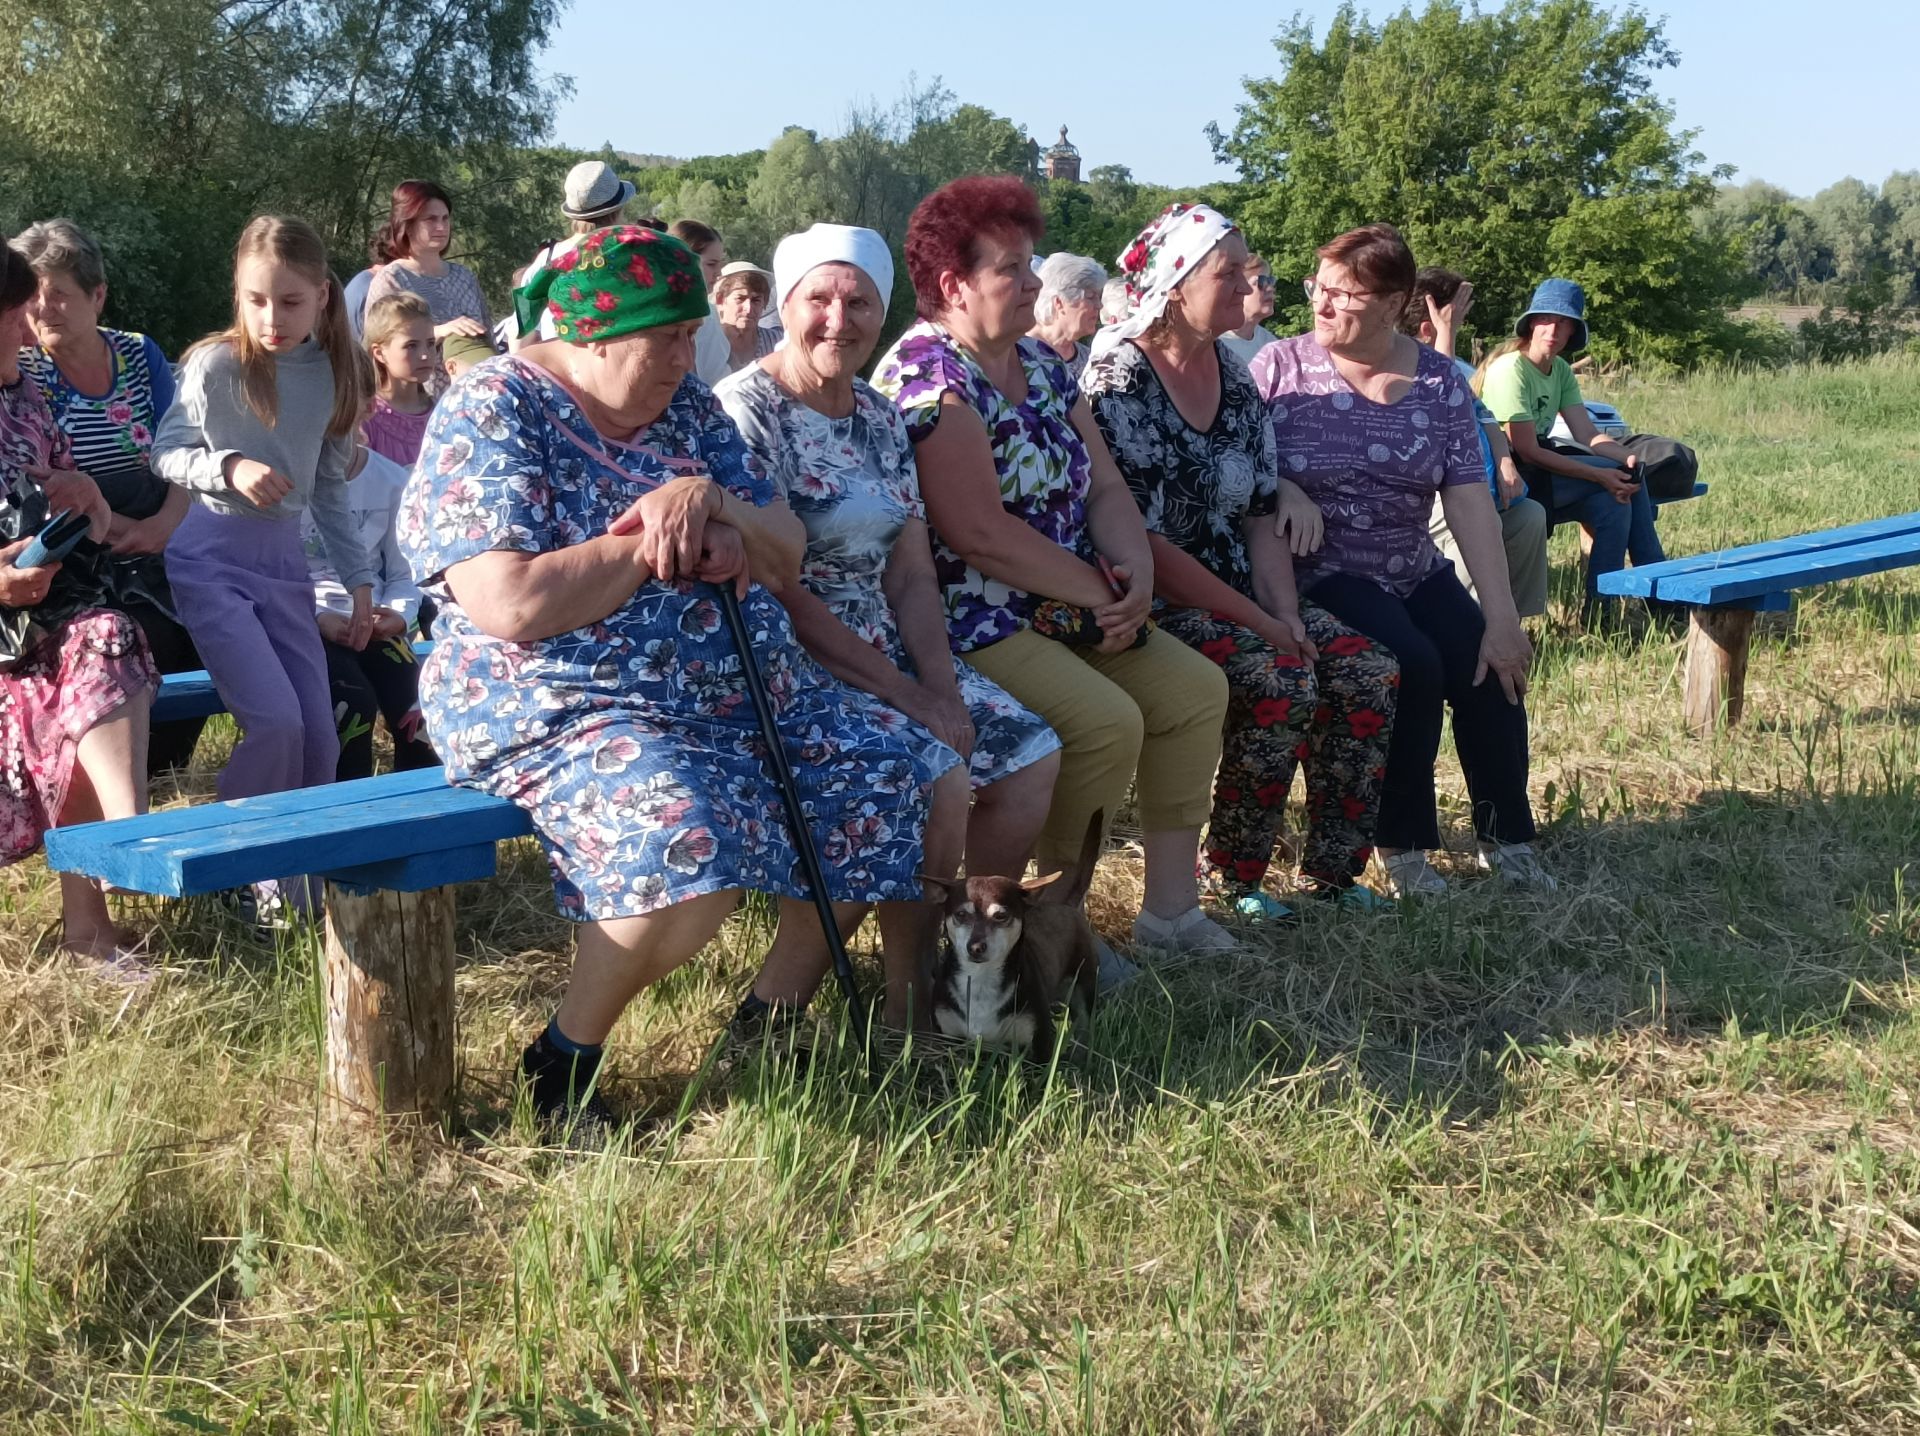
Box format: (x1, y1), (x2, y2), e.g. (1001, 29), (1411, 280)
(1472, 336), (1524, 396)
(185, 215), (368, 438)
(362, 292), (432, 391)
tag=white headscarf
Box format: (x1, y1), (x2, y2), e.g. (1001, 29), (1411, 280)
(772, 223), (895, 318)
(1089, 203), (1239, 358)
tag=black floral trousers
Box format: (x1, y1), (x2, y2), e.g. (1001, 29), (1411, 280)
(1159, 602), (1399, 891)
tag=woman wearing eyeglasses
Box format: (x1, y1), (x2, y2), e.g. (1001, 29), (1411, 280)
(1217, 254), (1279, 369)
(1248, 224), (1553, 900)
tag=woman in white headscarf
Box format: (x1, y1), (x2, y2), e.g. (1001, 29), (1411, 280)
(1084, 204), (1400, 918)
(715, 223), (1062, 1027)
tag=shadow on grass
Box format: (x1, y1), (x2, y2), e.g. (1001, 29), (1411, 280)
(38, 773), (1915, 1165)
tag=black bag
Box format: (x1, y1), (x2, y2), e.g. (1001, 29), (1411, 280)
(1618, 433), (1700, 503)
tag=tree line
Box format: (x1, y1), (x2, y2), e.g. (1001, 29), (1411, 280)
(1, 0), (1907, 367)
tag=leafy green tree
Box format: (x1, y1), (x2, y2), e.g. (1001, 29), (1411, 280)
(1702, 180), (1830, 293)
(1209, 0), (1745, 363)
(1805, 178), (1891, 288)
(0, 0), (564, 350)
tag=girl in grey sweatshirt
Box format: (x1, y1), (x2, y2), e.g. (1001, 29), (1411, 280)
(151, 216), (375, 907)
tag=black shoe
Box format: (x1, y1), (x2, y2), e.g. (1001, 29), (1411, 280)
(520, 1032), (621, 1144)
(720, 995), (811, 1065)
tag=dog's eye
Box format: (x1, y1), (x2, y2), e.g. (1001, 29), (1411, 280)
(990, 910), (1010, 924)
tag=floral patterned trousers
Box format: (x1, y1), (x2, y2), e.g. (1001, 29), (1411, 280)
(1158, 603), (1399, 892)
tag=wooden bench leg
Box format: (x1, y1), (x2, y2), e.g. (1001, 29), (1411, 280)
(322, 881), (456, 1122)
(1683, 608), (1755, 734)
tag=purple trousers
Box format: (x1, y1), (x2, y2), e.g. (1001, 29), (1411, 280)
(165, 505), (338, 804)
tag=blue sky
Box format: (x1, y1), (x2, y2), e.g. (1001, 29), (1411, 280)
(548, 1), (1913, 199)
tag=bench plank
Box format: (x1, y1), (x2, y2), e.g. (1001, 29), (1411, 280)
(154, 641), (434, 726)
(1600, 511), (1920, 599)
(1655, 532), (1920, 606)
(45, 771), (528, 898)
(152, 673), (223, 724)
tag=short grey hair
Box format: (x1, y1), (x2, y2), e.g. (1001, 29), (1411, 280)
(1099, 276), (1132, 327)
(1034, 252), (1107, 324)
(12, 218), (107, 293)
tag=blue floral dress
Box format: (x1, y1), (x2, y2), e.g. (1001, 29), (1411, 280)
(397, 357), (961, 922)
(872, 324), (1097, 654)
(715, 366), (1060, 791)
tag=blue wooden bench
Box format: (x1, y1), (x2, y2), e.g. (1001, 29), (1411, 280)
(1597, 510), (1920, 730)
(46, 767), (529, 1120)
(153, 641), (435, 726)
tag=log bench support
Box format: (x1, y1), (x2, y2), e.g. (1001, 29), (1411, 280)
(323, 883), (457, 1122)
(315, 843), (498, 1123)
(1682, 607), (1755, 735)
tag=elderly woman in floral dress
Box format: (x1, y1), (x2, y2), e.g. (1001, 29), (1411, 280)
(717, 223), (1061, 1018)
(1084, 205), (1399, 917)
(399, 228), (966, 1133)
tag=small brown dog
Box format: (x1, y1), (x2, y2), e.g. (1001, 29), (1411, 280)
(925, 812), (1102, 1061)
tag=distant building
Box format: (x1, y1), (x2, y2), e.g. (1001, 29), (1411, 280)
(1043, 126), (1081, 183)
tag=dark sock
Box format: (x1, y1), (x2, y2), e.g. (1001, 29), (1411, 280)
(731, 991), (774, 1024)
(542, 1017), (602, 1061)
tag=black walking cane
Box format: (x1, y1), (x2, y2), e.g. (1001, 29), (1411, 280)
(714, 582), (871, 1042)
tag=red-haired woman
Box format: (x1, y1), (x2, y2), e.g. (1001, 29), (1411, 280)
(363, 181), (491, 349)
(1249, 224), (1551, 899)
(874, 175), (1235, 958)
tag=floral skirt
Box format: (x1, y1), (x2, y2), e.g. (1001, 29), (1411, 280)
(1, 609), (158, 865)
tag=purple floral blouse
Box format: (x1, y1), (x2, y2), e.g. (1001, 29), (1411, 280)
(873, 322), (1096, 653)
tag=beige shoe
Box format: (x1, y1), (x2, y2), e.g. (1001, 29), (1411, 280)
(1132, 906), (1237, 955)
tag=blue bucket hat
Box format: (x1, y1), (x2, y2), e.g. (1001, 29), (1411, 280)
(1515, 278), (1588, 354)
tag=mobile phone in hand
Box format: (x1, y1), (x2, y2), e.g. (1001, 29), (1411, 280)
(12, 510), (91, 569)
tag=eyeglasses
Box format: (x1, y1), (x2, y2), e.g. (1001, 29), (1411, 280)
(1252, 274), (1277, 292)
(1302, 278), (1373, 311)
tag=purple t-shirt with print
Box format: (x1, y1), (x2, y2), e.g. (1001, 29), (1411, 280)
(1249, 335), (1486, 597)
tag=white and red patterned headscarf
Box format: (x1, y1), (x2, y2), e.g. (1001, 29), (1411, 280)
(1090, 203), (1239, 357)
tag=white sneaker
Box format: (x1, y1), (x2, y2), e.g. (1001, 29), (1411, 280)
(1131, 907), (1238, 955)
(1477, 841), (1559, 891)
(1381, 851), (1449, 898)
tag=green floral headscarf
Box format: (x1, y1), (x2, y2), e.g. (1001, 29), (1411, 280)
(512, 225), (710, 344)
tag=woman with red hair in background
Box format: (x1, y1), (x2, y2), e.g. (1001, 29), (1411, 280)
(874, 176), (1234, 958)
(363, 181), (491, 354)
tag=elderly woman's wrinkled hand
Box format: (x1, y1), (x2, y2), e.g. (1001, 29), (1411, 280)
(1260, 610), (1319, 665)
(1474, 619), (1533, 704)
(27, 465), (111, 542)
(0, 540), (59, 607)
(611, 473), (718, 585)
(1274, 481), (1325, 556)
(692, 522), (749, 598)
(1092, 562), (1152, 654)
(900, 684), (975, 760)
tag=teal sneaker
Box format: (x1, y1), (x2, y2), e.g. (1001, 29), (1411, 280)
(1313, 883), (1396, 913)
(1231, 890), (1297, 922)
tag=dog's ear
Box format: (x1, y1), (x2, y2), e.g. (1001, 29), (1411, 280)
(1020, 869), (1065, 896)
(919, 872), (959, 904)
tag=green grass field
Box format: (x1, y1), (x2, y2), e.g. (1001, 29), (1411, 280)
(4, 357), (1919, 1434)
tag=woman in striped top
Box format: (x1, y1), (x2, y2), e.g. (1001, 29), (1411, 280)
(13, 218), (204, 776)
